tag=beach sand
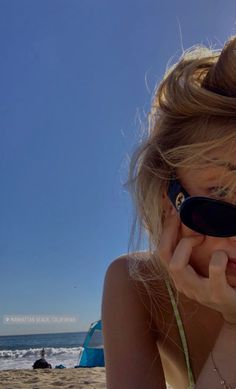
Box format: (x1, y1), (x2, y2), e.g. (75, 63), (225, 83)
(0, 368), (106, 389)
(0, 368), (174, 389)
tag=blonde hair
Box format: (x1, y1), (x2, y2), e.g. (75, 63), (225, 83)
(124, 35), (236, 328)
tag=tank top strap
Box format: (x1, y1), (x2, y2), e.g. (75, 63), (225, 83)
(164, 278), (195, 389)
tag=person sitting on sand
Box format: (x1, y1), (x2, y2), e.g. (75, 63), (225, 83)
(33, 348), (52, 369)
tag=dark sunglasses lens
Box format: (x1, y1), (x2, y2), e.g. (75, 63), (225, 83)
(180, 198), (236, 237)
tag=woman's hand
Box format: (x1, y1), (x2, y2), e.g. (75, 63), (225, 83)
(159, 209), (236, 324)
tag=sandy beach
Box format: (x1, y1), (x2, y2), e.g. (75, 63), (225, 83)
(0, 368), (106, 389)
(0, 368), (175, 389)
(0, 368), (178, 389)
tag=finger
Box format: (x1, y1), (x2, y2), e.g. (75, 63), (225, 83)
(168, 235), (205, 291)
(169, 235), (205, 270)
(158, 211), (181, 265)
(208, 250), (228, 299)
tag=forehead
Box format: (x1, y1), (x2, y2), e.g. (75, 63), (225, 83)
(178, 149), (236, 187)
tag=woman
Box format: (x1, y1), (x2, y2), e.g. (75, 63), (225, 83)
(102, 35), (236, 389)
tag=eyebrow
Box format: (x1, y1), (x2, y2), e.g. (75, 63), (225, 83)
(210, 158), (236, 171)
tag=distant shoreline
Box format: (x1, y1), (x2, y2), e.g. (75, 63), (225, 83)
(0, 330), (88, 337)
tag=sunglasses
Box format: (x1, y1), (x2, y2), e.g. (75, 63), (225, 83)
(168, 179), (236, 237)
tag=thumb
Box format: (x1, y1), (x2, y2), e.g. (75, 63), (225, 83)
(210, 250), (228, 270)
(209, 250), (228, 288)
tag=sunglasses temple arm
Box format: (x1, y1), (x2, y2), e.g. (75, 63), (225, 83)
(167, 180), (190, 210)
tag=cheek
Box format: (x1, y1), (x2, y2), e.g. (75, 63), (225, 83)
(190, 247), (210, 277)
(180, 222), (201, 238)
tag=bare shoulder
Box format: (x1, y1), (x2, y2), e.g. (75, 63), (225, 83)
(102, 253), (167, 389)
(104, 251), (158, 283)
(103, 253), (157, 319)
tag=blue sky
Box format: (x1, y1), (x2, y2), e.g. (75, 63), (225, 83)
(0, 0), (235, 335)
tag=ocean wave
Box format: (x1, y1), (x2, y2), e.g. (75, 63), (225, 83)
(0, 347), (83, 360)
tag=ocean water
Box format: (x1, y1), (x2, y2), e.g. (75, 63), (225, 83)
(0, 331), (104, 370)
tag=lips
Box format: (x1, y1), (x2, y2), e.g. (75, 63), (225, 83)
(227, 258), (236, 273)
(228, 258), (236, 264)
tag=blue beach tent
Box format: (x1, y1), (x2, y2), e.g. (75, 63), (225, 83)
(75, 319), (105, 368)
